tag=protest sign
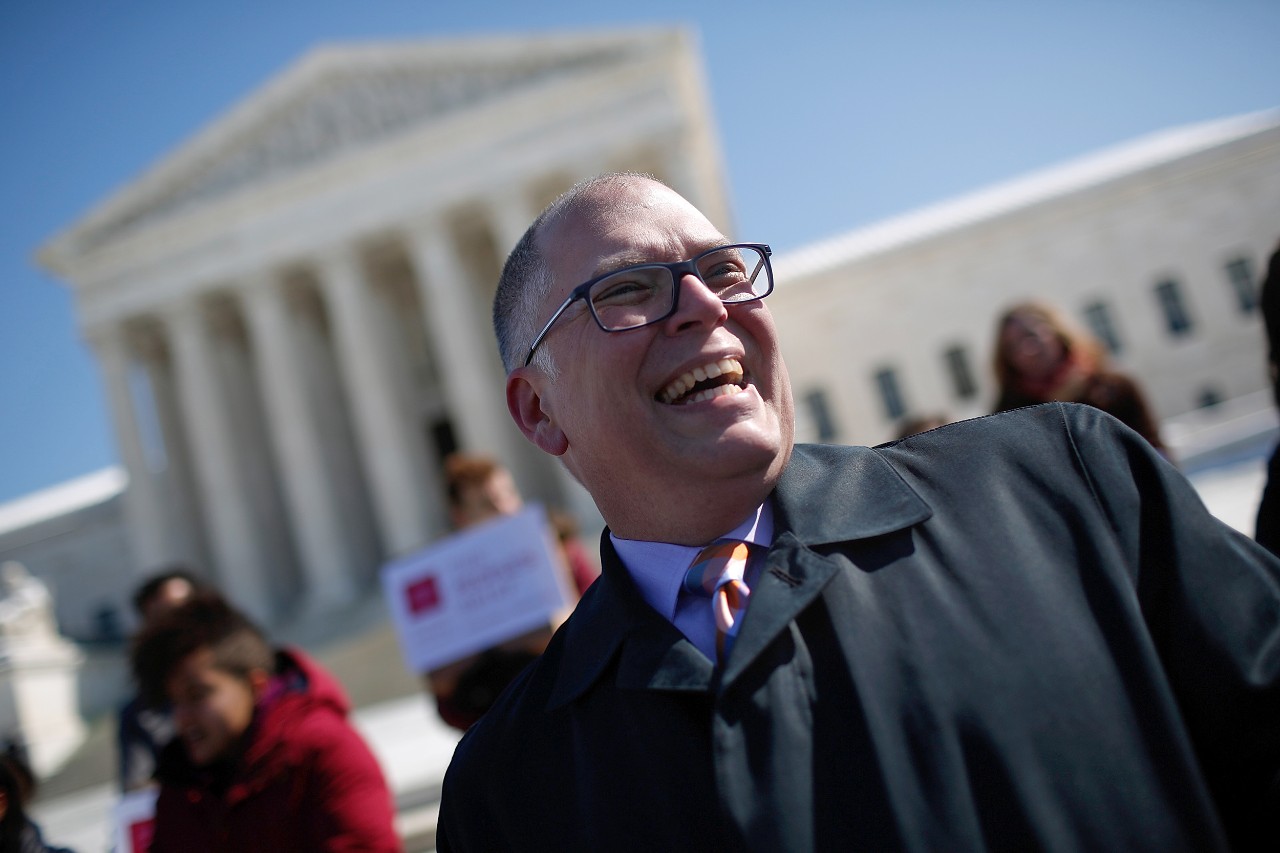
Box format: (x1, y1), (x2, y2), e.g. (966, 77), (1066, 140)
(113, 787), (158, 853)
(380, 505), (571, 673)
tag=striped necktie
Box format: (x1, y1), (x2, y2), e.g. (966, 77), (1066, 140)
(683, 539), (754, 663)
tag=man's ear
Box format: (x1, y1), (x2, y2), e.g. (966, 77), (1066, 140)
(507, 368), (568, 456)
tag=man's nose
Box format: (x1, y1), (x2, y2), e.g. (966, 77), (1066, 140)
(662, 272), (728, 334)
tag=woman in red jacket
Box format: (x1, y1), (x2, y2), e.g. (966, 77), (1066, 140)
(131, 594), (401, 852)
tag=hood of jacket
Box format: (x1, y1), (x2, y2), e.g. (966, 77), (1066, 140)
(154, 646), (353, 802)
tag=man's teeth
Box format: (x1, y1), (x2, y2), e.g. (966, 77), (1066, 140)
(684, 384), (742, 404)
(659, 357), (745, 404)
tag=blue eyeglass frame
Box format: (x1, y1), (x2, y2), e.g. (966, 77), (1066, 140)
(523, 242), (773, 366)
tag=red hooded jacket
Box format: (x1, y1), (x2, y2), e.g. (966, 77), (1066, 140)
(150, 647), (401, 852)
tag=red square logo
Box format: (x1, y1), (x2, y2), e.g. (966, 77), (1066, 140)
(406, 576), (441, 615)
(130, 818), (156, 853)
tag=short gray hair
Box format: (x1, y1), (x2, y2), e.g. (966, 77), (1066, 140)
(493, 171), (662, 375)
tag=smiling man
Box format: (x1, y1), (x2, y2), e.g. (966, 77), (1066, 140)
(504, 176), (793, 547)
(436, 174), (1280, 851)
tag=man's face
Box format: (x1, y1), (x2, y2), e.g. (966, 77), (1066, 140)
(518, 179), (794, 541)
(166, 648), (261, 767)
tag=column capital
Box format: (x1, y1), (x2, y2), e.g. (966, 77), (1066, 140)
(233, 267), (285, 299)
(311, 242), (365, 275)
(482, 189), (540, 261)
(155, 294), (206, 328)
(82, 320), (124, 354)
(399, 212), (456, 261)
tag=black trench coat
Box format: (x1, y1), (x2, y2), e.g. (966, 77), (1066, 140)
(437, 403), (1280, 852)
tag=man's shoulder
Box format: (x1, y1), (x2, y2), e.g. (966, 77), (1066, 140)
(786, 404), (1096, 479)
(784, 404), (1132, 510)
(869, 402), (1124, 459)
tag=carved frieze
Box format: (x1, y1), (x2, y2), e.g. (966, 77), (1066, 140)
(81, 48), (623, 250)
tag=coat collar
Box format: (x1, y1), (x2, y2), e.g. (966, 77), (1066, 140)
(770, 442), (933, 545)
(546, 444), (932, 709)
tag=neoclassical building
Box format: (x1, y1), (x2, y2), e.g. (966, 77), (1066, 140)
(771, 109), (1280, 452)
(20, 25), (1279, 641)
(37, 28), (731, 624)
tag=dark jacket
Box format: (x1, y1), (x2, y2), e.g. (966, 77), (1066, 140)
(437, 404), (1280, 852)
(151, 648), (400, 853)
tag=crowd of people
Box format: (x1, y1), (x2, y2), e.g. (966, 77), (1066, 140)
(21, 175), (1278, 851)
(95, 448), (600, 851)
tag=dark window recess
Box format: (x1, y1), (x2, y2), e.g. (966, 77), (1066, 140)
(942, 345), (977, 400)
(803, 389), (840, 442)
(874, 367), (907, 421)
(429, 418), (459, 465)
(1225, 256), (1258, 314)
(1154, 279), (1194, 337)
(1083, 301), (1122, 354)
(1197, 387), (1223, 409)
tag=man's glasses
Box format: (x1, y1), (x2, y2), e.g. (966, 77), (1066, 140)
(524, 243), (773, 366)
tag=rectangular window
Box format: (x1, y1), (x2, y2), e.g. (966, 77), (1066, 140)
(803, 389), (839, 442)
(1225, 256), (1258, 314)
(1154, 278), (1193, 337)
(874, 367), (907, 421)
(1083, 301), (1122, 354)
(942, 345), (977, 400)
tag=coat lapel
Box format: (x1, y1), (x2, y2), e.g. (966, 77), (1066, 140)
(547, 444), (933, 704)
(546, 534), (714, 710)
(723, 444), (932, 686)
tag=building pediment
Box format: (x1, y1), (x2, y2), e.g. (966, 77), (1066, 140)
(46, 28), (674, 261)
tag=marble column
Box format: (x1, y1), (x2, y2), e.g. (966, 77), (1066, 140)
(163, 297), (275, 622)
(241, 274), (357, 610)
(86, 323), (172, 570)
(141, 338), (212, 575)
(405, 217), (516, 465)
(314, 247), (439, 555)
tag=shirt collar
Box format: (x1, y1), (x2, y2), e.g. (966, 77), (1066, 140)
(610, 501), (775, 623)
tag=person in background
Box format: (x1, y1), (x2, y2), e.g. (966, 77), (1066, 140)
(425, 453), (585, 730)
(991, 300), (1166, 452)
(892, 412), (950, 440)
(0, 751), (74, 853)
(131, 593), (399, 853)
(548, 508), (600, 594)
(117, 567), (205, 791)
(1254, 240), (1280, 553)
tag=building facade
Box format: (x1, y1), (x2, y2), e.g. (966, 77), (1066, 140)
(22, 25), (1280, 637)
(36, 28), (731, 625)
(771, 110), (1280, 452)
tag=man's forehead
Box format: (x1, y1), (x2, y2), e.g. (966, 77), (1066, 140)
(546, 180), (668, 241)
(540, 182), (721, 275)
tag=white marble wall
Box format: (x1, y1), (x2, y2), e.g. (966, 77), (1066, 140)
(772, 117), (1280, 449)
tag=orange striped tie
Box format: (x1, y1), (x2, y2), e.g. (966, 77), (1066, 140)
(684, 539), (754, 662)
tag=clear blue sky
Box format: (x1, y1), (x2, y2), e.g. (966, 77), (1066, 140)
(1, 1), (1277, 504)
